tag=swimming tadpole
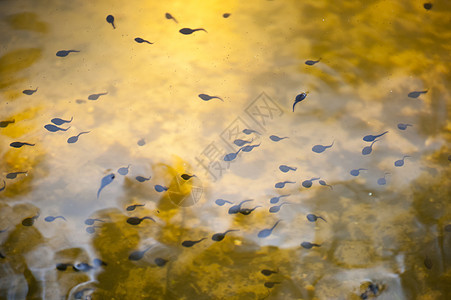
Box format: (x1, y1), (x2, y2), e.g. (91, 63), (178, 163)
(261, 269), (278, 276)
(117, 165), (130, 175)
(97, 173), (115, 199)
(269, 135), (288, 142)
(363, 131), (388, 142)
(84, 218), (105, 225)
(305, 59), (321, 66)
(179, 28), (207, 35)
(154, 185), (168, 192)
(350, 168), (367, 177)
(241, 143), (261, 153)
(408, 90), (427, 98)
(67, 131), (90, 144)
(180, 173), (196, 180)
(126, 204), (145, 211)
(6, 171), (28, 179)
(274, 181), (296, 189)
(228, 199), (253, 214)
(301, 177), (320, 188)
(312, 141), (334, 153)
(233, 139), (253, 147)
(126, 216), (155, 225)
(22, 87), (38, 95)
(394, 155), (411, 167)
(257, 220), (282, 238)
(306, 214), (327, 223)
(198, 93), (223, 102)
(0, 119), (15, 127)
(22, 213), (40, 226)
(44, 215), (67, 222)
(268, 203), (290, 213)
(239, 205), (261, 215)
(300, 241), (321, 249)
(44, 124), (70, 132)
(88, 92), (108, 100)
(51, 117), (73, 125)
(134, 37), (153, 44)
(292, 92), (308, 112)
(165, 13), (178, 23)
(106, 15), (115, 29)
(211, 229), (239, 242)
(269, 194), (290, 204)
(128, 246), (153, 261)
(10, 142), (35, 148)
(318, 179), (333, 190)
(242, 128), (261, 135)
(397, 123), (412, 131)
(215, 199), (233, 206)
(279, 165), (297, 173)
(181, 238), (207, 247)
(135, 175), (151, 182)
(56, 50), (80, 57)
(361, 139), (380, 155)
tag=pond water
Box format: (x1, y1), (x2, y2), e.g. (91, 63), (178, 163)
(1, 0), (450, 299)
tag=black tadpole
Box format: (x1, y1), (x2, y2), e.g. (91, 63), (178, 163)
(134, 37), (153, 44)
(154, 257), (168, 267)
(126, 216), (155, 225)
(211, 229), (239, 242)
(261, 269), (278, 276)
(306, 214), (327, 222)
(300, 241), (321, 249)
(118, 165), (130, 175)
(312, 141), (334, 153)
(423, 3), (432, 10)
(22, 213), (39, 226)
(215, 199), (232, 206)
(179, 28), (207, 35)
(165, 13), (178, 23)
(239, 205), (261, 215)
(182, 238), (206, 247)
(51, 117), (73, 125)
(0, 119), (15, 127)
(67, 131), (90, 144)
(10, 142), (35, 148)
(128, 246), (152, 261)
(106, 15), (115, 29)
(228, 199), (253, 214)
(126, 204), (145, 211)
(22, 88), (38, 95)
(6, 171), (28, 179)
(56, 50), (80, 57)
(258, 220), (281, 238)
(181, 173), (196, 180)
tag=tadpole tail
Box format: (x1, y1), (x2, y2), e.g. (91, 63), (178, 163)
(271, 220), (282, 230)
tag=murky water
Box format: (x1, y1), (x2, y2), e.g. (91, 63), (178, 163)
(1, 0), (450, 299)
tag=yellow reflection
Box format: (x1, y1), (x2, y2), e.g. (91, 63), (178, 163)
(6, 12), (49, 33)
(0, 48), (42, 93)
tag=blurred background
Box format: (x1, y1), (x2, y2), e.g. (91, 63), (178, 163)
(0, 0), (450, 299)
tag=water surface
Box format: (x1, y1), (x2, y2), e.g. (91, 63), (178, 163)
(1, 0), (450, 299)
